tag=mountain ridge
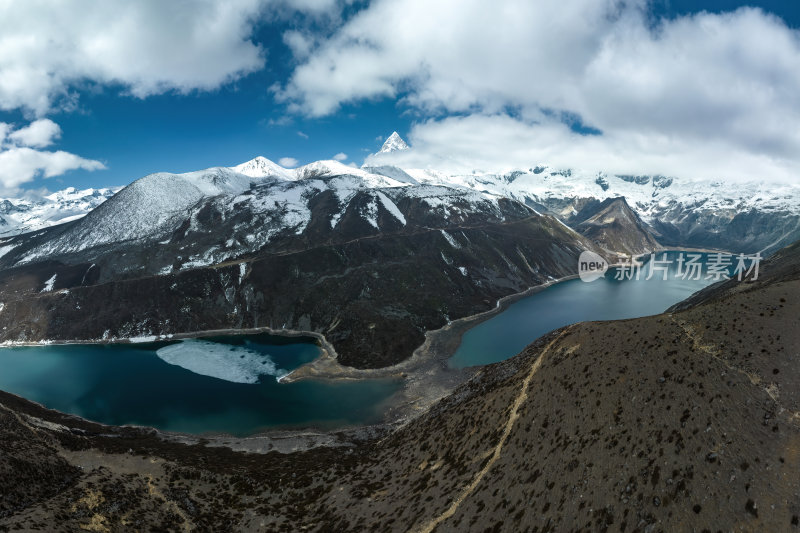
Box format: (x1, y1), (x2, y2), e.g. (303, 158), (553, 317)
(0, 151), (796, 368)
(0, 163), (600, 368)
(3, 151), (798, 255)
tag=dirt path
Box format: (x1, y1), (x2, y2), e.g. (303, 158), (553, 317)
(670, 316), (800, 424)
(415, 326), (573, 533)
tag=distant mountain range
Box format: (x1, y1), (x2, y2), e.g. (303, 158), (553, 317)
(0, 186), (119, 238)
(5, 132), (798, 254)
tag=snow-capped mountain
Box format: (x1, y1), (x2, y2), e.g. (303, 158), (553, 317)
(2, 138), (798, 255)
(2, 146), (797, 367)
(394, 165), (800, 223)
(4, 158), (524, 276)
(232, 156), (295, 180)
(362, 163), (800, 253)
(3, 144), (797, 269)
(0, 186), (120, 238)
(358, 130), (800, 252)
(378, 131), (410, 153)
(0, 154), (595, 368)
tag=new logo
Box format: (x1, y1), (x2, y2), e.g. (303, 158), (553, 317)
(578, 251), (608, 282)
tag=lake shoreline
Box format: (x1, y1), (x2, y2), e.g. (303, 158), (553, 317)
(0, 273), (581, 450)
(276, 274), (582, 432)
(147, 273), (583, 450)
(0, 325), (328, 350)
(283, 274), (580, 380)
(0, 248), (727, 449)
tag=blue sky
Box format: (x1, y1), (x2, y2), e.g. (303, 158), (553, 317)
(0, 0), (799, 194)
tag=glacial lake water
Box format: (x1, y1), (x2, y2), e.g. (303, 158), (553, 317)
(0, 333), (401, 436)
(450, 251), (735, 368)
(0, 251), (738, 435)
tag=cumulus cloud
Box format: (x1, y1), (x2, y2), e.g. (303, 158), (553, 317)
(0, 1), (361, 192)
(7, 119), (61, 149)
(280, 0), (800, 182)
(0, 120), (105, 191)
(0, 0), (268, 116)
(278, 157), (299, 167)
(332, 152), (347, 161)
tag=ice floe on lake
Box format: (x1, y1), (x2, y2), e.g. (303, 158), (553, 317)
(156, 339), (286, 384)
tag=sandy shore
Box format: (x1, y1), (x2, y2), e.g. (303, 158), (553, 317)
(0, 325), (331, 348)
(283, 274), (579, 381)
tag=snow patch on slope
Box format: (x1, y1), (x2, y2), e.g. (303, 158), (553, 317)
(0, 244), (16, 258)
(361, 165), (419, 185)
(440, 229), (460, 248)
(376, 191), (406, 225)
(361, 196), (380, 229)
(40, 274), (56, 292)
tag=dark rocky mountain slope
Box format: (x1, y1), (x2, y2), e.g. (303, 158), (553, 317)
(572, 196), (661, 256)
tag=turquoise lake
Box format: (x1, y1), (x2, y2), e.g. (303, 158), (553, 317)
(0, 333), (401, 436)
(450, 251), (733, 368)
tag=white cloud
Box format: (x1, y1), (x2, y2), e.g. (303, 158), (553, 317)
(0, 120), (104, 191)
(281, 0), (340, 11)
(0, 0), (268, 115)
(283, 30), (316, 61)
(7, 119), (61, 148)
(332, 152), (347, 161)
(281, 0), (800, 182)
(278, 157), (299, 167)
(265, 115), (294, 127)
(366, 114), (800, 184)
(297, 131), (310, 139)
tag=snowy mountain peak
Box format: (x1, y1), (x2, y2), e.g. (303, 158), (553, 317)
(379, 132), (409, 153)
(294, 160), (410, 188)
(44, 186), (114, 203)
(231, 156), (292, 180)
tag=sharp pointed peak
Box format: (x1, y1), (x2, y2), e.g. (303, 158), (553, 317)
(379, 131), (409, 153)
